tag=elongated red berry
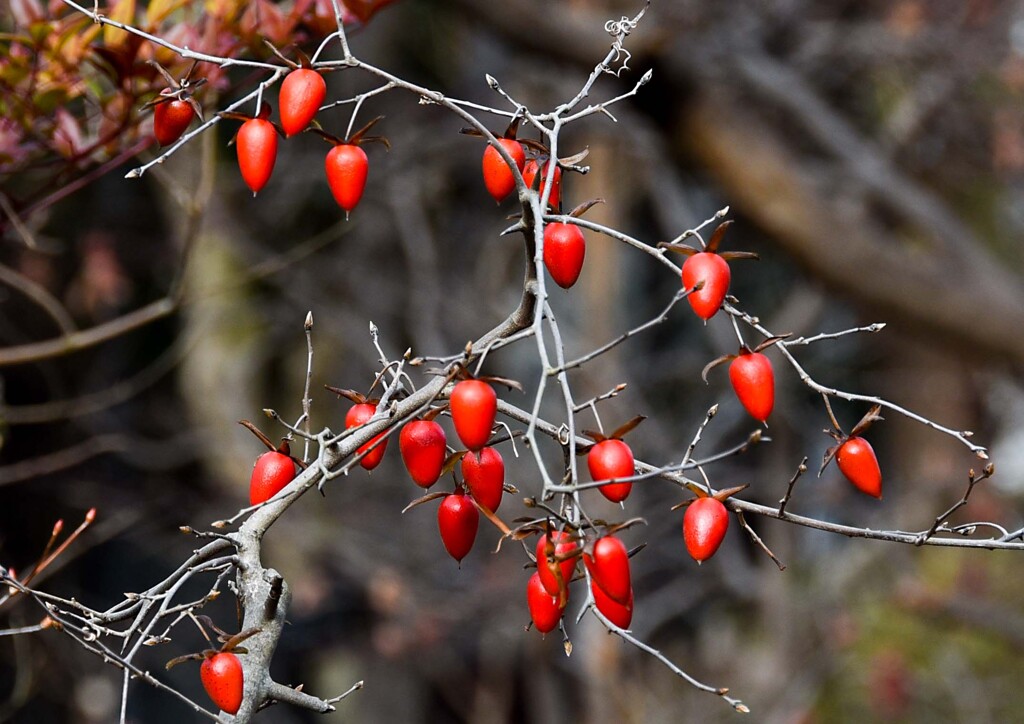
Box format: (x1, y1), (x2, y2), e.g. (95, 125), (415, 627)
(279, 68), (326, 137)
(536, 530), (578, 597)
(587, 439), (634, 503)
(438, 490), (479, 562)
(249, 450), (296, 505)
(543, 222), (586, 289)
(346, 402), (388, 470)
(729, 351), (774, 422)
(522, 159), (562, 208)
(591, 579), (632, 629)
(683, 497), (729, 562)
(682, 252), (730, 320)
(236, 114), (278, 195)
(325, 144), (369, 214)
(450, 379), (497, 451)
(461, 446), (504, 512)
(399, 420), (447, 488)
(527, 572), (564, 634)
(153, 99), (194, 146)
(200, 652), (243, 714)
(837, 436), (882, 498)
(583, 536), (631, 605)
(482, 139), (525, 203)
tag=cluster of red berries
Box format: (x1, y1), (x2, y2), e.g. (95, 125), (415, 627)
(151, 64), (383, 216)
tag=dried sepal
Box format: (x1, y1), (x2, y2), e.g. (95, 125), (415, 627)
(849, 404), (884, 437)
(401, 491), (448, 514)
(701, 353), (735, 383)
(609, 415), (646, 440)
(567, 198), (605, 218)
(705, 220), (733, 253)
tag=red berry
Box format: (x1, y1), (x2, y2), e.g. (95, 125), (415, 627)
(345, 402), (388, 470)
(591, 579), (633, 629)
(587, 439), (634, 503)
(522, 159), (562, 208)
(481, 138), (525, 203)
(729, 351), (774, 423)
(837, 436), (882, 498)
(200, 652), (243, 714)
(527, 571), (564, 634)
(681, 252), (731, 320)
(583, 535), (631, 605)
(279, 68), (326, 137)
(153, 98), (194, 146)
(450, 379), (497, 451)
(399, 420), (447, 488)
(438, 490), (479, 562)
(543, 222), (586, 289)
(536, 530), (578, 597)
(461, 446), (504, 512)
(325, 144), (369, 214)
(248, 450), (296, 505)
(683, 497), (729, 562)
(236, 115), (278, 194)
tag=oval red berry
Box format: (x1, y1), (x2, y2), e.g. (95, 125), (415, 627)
(837, 436), (882, 498)
(461, 446), (504, 512)
(200, 652), (243, 714)
(682, 252), (730, 320)
(587, 439), (634, 503)
(450, 379), (497, 451)
(683, 497), (729, 562)
(249, 450), (296, 505)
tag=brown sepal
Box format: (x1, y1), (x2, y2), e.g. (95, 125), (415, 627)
(348, 115), (388, 147)
(658, 241), (699, 257)
(324, 386), (371, 405)
(567, 198), (604, 219)
(850, 404), (884, 437)
(609, 415), (646, 440)
(478, 374), (524, 392)
(752, 334), (792, 354)
(705, 220), (733, 254)
(401, 491), (448, 514)
(472, 497), (512, 536)
(441, 450), (467, 478)
(701, 354), (735, 383)
(238, 420), (277, 452)
(719, 251), (759, 262)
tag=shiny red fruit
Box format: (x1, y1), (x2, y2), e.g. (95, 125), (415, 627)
(450, 379), (497, 451)
(325, 144), (369, 214)
(522, 159), (562, 208)
(236, 116), (278, 194)
(729, 351), (774, 422)
(438, 491), (479, 562)
(591, 580), (633, 629)
(681, 252), (730, 320)
(279, 68), (326, 137)
(153, 99), (194, 146)
(248, 450), (296, 505)
(527, 572), (564, 634)
(543, 222), (586, 289)
(346, 402), (388, 470)
(200, 652), (243, 714)
(482, 138), (526, 203)
(536, 530), (577, 597)
(583, 535), (631, 605)
(837, 436), (882, 498)
(587, 439), (634, 503)
(683, 497), (729, 562)
(461, 446), (504, 512)
(399, 420), (447, 488)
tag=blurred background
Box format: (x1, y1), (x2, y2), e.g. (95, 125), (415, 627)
(2, 0), (1024, 721)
